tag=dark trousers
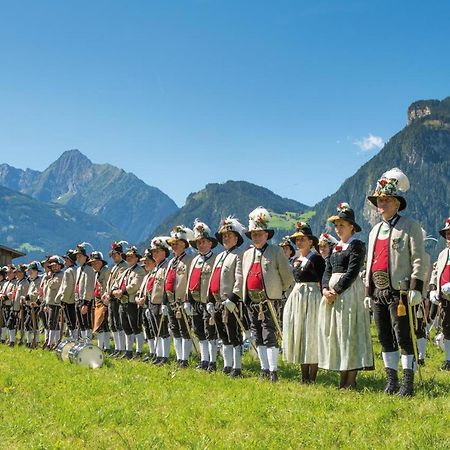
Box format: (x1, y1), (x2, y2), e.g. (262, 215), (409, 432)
(63, 303), (77, 330)
(373, 295), (413, 354)
(143, 308), (156, 339)
(119, 302), (142, 335)
(168, 301), (190, 339)
(39, 305), (47, 329)
(247, 301), (278, 348)
(24, 306), (40, 331)
(442, 300), (450, 340)
(6, 308), (18, 330)
(148, 303), (169, 339)
(76, 301), (92, 331)
(108, 299), (122, 332)
(214, 303), (241, 346)
(47, 304), (60, 331)
(191, 300), (216, 341)
(2, 305), (12, 329)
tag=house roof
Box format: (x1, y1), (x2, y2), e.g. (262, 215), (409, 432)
(0, 245), (26, 258)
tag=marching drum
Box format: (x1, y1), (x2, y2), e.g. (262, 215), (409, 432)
(56, 339), (76, 362)
(68, 342), (104, 369)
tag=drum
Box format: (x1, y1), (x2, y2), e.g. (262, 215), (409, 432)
(56, 339), (76, 362)
(68, 342), (104, 369)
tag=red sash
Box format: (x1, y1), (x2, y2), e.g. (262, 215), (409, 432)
(371, 238), (389, 272)
(165, 267), (176, 293)
(247, 262), (264, 290)
(188, 267), (202, 292)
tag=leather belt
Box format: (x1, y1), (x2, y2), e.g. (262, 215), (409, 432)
(372, 271), (389, 290)
(248, 289), (267, 303)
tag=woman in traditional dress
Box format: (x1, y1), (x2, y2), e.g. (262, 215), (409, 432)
(282, 222), (325, 383)
(318, 203), (374, 389)
(318, 232), (338, 259)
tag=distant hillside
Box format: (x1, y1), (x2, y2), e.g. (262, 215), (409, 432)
(149, 180), (310, 245)
(310, 96), (450, 259)
(0, 185), (120, 262)
(0, 150), (178, 243)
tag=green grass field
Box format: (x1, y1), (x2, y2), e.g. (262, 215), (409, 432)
(0, 330), (449, 450)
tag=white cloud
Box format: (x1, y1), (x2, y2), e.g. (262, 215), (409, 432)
(353, 133), (384, 152)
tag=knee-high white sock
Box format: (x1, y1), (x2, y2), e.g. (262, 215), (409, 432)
(1, 327), (7, 339)
(174, 337), (183, 360)
(26, 331), (32, 343)
(119, 331), (125, 351)
(148, 338), (155, 354)
(199, 340), (209, 362)
(135, 333), (144, 353)
(444, 339), (450, 361)
(72, 329), (79, 340)
(223, 345), (233, 368)
(48, 330), (55, 345)
(34, 330), (40, 342)
(104, 332), (110, 349)
(125, 334), (134, 352)
(267, 346), (279, 372)
(112, 331), (119, 350)
(44, 329), (49, 342)
(257, 345), (269, 370)
(9, 329), (16, 343)
(55, 330), (60, 342)
(182, 338), (192, 360)
(382, 351), (400, 370)
(208, 340), (218, 363)
(233, 345), (242, 369)
(97, 332), (105, 349)
(401, 354), (415, 370)
(417, 337), (427, 360)
(87, 329), (93, 341)
(156, 337), (164, 357)
(163, 337), (171, 358)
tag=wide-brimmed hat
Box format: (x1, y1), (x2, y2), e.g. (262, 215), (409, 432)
(439, 217), (450, 239)
(149, 236), (171, 256)
(63, 249), (77, 263)
(140, 248), (155, 263)
(279, 236), (296, 256)
(88, 251), (107, 266)
(125, 246), (142, 260)
(215, 216), (246, 247)
(14, 264), (28, 274)
(245, 207), (274, 239)
(166, 225), (194, 248)
(289, 222), (319, 246)
(318, 232), (338, 247)
(189, 219), (218, 249)
(73, 242), (93, 257)
(109, 240), (128, 257)
(48, 255), (65, 268)
(367, 168), (409, 211)
(27, 261), (44, 273)
(6, 264), (16, 273)
(327, 202), (361, 233)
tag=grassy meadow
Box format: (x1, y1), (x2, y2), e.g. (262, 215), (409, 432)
(0, 330), (449, 450)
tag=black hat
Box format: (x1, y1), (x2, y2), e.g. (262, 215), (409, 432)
(327, 203), (361, 233)
(87, 251), (107, 266)
(73, 242), (92, 257)
(279, 236), (296, 257)
(14, 264), (28, 274)
(289, 222), (319, 246)
(439, 217), (450, 239)
(27, 261), (44, 272)
(64, 249), (77, 263)
(109, 240), (128, 257)
(125, 246), (142, 260)
(140, 248), (155, 263)
(189, 219), (218, 250)
(215, 216), (246, 247)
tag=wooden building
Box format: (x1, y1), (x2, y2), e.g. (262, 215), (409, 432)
(0, 245), (26, 267)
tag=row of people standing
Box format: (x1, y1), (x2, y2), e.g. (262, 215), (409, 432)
(1, 167), (449, 396)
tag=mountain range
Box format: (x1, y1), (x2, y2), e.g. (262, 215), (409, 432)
(1, 96), (449, 262)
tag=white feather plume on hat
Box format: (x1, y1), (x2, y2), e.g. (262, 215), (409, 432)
(248, 206), (272, 232)
(381, 168), (410, 192)
(150, 236), (171, 251)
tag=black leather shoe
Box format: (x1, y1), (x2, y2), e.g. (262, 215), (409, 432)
(154, 357), (169, 366)
(270, 371), (278, 383)
(207, 362), (217, 372)
(418, 358), (425, 366)
(120, 351), (133, 360)
(143, 353), (156, 362)
(440, 360), (450, 371)
(222, 366), (232, 375)
(132, 352), (143, 360)
(230, 368), (242, 378)
(196, 361), (209, 370)
(259, 369), (270, 379)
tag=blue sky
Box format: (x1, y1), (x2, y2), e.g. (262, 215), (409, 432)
(0, 0), (449, 207)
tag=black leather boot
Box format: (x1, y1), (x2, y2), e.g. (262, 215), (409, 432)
(384, 368), (399, 395)
(397, 369), (414, 397)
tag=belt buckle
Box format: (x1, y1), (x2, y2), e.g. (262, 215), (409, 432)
(372, 271), (389, 290)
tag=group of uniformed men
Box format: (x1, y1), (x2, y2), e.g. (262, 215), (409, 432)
(0, 167), (449, 395)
